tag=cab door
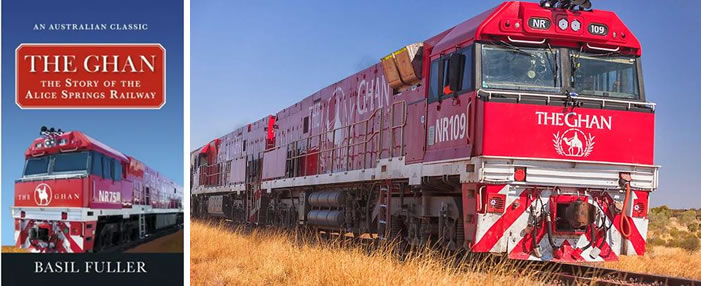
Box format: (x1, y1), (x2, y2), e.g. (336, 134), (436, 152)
(404, 88), (427, 164)
(424, 45), (475, 163)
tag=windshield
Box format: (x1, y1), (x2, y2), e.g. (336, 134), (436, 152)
(23, 151), (90, 177)
(571, 52), (639, 99)
(53, 152), (89, 173)
(482, 45), (560, 92)
(24, 157), (49, 176)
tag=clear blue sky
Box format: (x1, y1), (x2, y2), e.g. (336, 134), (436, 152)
(1, 0), (183, 245)
(192, 1), (701, 210)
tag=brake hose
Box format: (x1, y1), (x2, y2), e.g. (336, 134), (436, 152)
(620, 182), (633, 239)
(529, 193), (543, 257)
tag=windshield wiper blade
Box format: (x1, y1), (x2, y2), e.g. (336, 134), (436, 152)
(497, 40), (534, 56)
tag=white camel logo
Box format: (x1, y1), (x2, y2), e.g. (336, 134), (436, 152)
(34, 184), (52, 206)
(563, 132), (583, 156)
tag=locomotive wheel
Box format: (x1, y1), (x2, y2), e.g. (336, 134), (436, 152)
(96, 225), (113, 251)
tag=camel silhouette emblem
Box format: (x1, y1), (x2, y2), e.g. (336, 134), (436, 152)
(553, 128), (595, 158)
(563, 132), (584, 156)
(34, 184), (52, 206)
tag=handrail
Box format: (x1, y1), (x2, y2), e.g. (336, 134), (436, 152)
(507, 36), (546, 45)
(586, 43), (620, 52)
(478, 89), (656, 111)
(197, 100), (408, 183)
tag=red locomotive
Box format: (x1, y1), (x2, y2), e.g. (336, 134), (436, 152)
(14, 127), (183, 253)
(192, 0), (656, 262)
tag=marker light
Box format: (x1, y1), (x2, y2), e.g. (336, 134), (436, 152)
(558, 19), (569, 31)
(571, 20), (581, 32)
(514, 167), (527, 182)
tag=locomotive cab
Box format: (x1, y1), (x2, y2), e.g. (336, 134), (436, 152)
(419, 1), (655, 261)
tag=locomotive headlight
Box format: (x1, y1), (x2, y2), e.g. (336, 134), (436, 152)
(558, 19), (569, 31)
(571, 20), (581, 32)
(44, 139), (52, 147)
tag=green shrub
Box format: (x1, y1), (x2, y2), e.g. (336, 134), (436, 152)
(677, 236), (700, 252)
(648, 210), (670, 232)
(679, 210), (697, 226)
(647, 237), (666, 246)
(669, 228), (682, 238)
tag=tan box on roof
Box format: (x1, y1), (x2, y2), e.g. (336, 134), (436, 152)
(381, 43), (423, 90)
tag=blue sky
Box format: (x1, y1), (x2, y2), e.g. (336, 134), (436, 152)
(192, 0), (701, 210)
(1, 0), (183, 245)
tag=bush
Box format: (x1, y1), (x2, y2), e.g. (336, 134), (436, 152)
(648, 209), (670, 232)
(678, 236), (700, 252)
(647, 237), (666, 246)
(679, 210), (697, 226)
(688, 223), (699, 233)
(669, 228), (682, 239)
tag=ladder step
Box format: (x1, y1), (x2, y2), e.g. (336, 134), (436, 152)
(379, 204), (387, 208)
(378, 220), (387, 224)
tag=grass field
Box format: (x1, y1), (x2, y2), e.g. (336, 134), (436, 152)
(191, 219), (701, 285)
(1, 246), (25, 253)
(604, 246), (701, 280)
(190, 221), (549, 286)
(126, 229), (184, 253)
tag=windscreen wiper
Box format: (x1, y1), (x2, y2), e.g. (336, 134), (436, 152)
(497, 40), (535, 56)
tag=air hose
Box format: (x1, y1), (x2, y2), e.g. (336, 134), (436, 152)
(620, 182), (633, 239)
(529, 193), (543, 258)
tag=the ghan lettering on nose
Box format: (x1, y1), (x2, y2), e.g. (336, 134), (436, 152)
(434, 113), (467, 144)
(535, 111), (612, 130)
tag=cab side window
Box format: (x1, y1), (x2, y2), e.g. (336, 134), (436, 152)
(428, 45), (474, 102)
(103, 156), (111, 180)
(91, 152), (103, 177)
(114, 160), (122, 181)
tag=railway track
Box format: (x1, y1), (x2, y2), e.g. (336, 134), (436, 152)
(194, 218), (699, 286)
(530, 261), (700, 286)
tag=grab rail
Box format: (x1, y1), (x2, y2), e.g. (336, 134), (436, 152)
(478, 89), (656, 111)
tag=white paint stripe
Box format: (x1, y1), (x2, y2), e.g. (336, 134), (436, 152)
(593, 199), (622, 257)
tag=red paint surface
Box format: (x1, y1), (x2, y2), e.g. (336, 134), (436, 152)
(479, 102), (654, 165)
(16, 44), (165, 109)
(14, 179), (87, 207)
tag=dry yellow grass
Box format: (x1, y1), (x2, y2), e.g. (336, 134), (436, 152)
(190, 221), (547, 286)
(1, 246), (25, 253)
(127, 229), (184, 253)
(603, 246), (701, 280)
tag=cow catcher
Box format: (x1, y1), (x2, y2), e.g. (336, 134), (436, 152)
(13, 127), (183, 253)
(191, 0), (656, 263)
